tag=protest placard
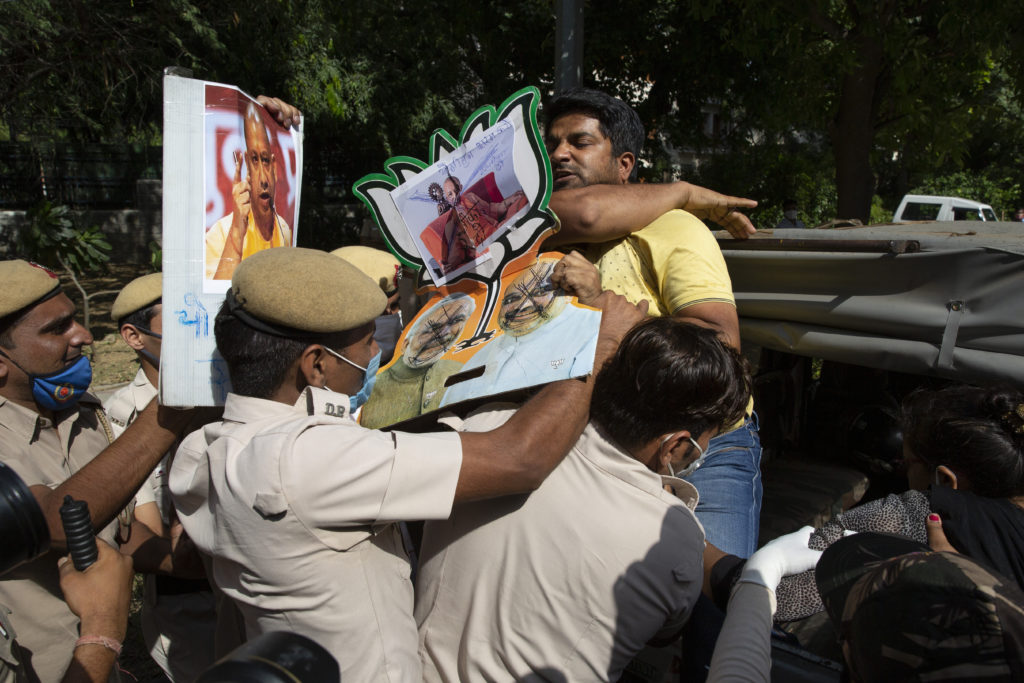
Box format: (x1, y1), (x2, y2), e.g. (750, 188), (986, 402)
(161, 74), (302, 406)
(354, 87), (601, 428)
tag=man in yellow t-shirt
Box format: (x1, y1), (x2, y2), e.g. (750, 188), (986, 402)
(543, 87), (761, 560)
(205, 102), (292, 280)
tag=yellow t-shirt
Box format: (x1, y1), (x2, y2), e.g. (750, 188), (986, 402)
(583, 209), (735, 315)
(205, 211), (292, 280)
(583, 210), (753, 423)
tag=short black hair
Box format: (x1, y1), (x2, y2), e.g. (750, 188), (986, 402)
(902, 384), (1024, 498)
(545, 87), (645, 176)
(0, 308), (30, 348)
(215, 303), (307, 399)
(214, 301), (367, 399)
(118, 302), (161, 332)
(590, 318), (750, 452)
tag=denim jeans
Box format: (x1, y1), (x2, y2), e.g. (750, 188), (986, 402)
(685, 413), (762, 558)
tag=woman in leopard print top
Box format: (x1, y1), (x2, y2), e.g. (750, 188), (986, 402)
(774, 383), (1024, 621)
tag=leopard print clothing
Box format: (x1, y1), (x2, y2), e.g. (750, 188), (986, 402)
(774, 489), (932, 622)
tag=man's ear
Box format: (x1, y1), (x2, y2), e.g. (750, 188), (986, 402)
(298, 344), (328, 389)
(935, 465), (960, 490)
(616, 152), (636, 183)
(657, 430), (692, 471)
(119, 324), (145, 352)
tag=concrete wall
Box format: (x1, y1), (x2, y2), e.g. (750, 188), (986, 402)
(0, 179), (162, 264)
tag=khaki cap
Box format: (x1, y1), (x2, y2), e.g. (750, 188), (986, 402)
(230, 247), (386, 335)
(331, 246), (401, 295)
(0, 260), (62, 319)
(110, 272), (163, 322)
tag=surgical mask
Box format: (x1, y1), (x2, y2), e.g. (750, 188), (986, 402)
(348, 350), (381, 413)
(784, 210), (798, 220)
(323, 346), (380, 413)
(666, 435), (706, 479)
(0, 351), (93, 412)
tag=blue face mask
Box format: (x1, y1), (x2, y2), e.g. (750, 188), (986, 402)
(349, 350), (382, 413)
(25, 355), (93, 412)
(322, 346), (382, 414)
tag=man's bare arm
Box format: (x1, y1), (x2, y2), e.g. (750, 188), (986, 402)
(545, 182), (757, 246)
(31, 402), (200, 550)
(121, 518), (206, 578)
(59, 540), (133, 683)
(673, 302), (741, 351)
(454, 292), (647, 502)
(133, 501), (166, 537)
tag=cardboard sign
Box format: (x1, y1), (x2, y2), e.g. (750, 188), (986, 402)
(161, 75), (302, 406)
(354, 87), (601, 428)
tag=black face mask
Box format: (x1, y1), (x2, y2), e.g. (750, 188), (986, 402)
(133, 325), (161, 368)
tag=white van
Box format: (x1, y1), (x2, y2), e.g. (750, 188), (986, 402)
(893, 194), (997, 222)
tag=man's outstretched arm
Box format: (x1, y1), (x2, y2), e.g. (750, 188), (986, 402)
(546, 182), (757, 246)
(454, 291), (647, 502)
(31, 403), (208, 550)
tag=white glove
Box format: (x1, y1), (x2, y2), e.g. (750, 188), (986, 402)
(739, 526), (822, 592)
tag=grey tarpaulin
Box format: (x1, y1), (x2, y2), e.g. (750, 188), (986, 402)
(718, 222), (1024, 386)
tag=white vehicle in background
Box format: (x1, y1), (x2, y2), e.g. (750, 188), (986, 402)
(893, 194), (997, 222)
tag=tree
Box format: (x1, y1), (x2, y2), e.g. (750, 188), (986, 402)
(6, 0), (1022, 230)
(0, 0), (223, 143)
(15, 202), (113, 330)
(583, 0), (1024, 222)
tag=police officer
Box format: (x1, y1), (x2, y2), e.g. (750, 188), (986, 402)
(330, 245), (404, 363)
(169, 247), (644, 681)
(105, 273), (220, 681)
(0, 260), (199, 682)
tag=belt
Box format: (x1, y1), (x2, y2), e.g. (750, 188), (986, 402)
(155, 575), (212, 596)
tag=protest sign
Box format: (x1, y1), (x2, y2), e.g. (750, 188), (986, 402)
(161, 74), (302, 406)
(354, 87), (601, 428)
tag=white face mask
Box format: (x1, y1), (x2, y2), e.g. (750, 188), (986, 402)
(664, 434), (706, 479)
(784, 210), (799, 220)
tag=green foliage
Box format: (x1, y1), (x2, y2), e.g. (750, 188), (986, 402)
(586, 0), (1024, 222)
(148, 240), (162, 272)
(0, 0), (223, 143)
(910, 171), (1022, 219)
(17, 202), (111, 273)
(16, 201), (112, 330)
(4, 0), (1024, 237)
(687, 140), (838, 229)
(869, 197), (894, 226)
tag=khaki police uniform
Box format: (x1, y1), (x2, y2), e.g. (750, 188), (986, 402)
(105, 369), (218, 682)
(170, 386), (462, 681)
(169, 247), (468, 680)
(0, 395), (119, 683)
(416, 407), (705, 682)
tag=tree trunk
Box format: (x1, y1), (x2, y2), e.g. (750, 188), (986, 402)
(831, 43), (884, 224)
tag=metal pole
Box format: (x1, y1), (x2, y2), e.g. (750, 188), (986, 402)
(554, 0), (583, 93)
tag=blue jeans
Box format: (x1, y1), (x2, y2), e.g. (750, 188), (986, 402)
(685, 413), (762, 558)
